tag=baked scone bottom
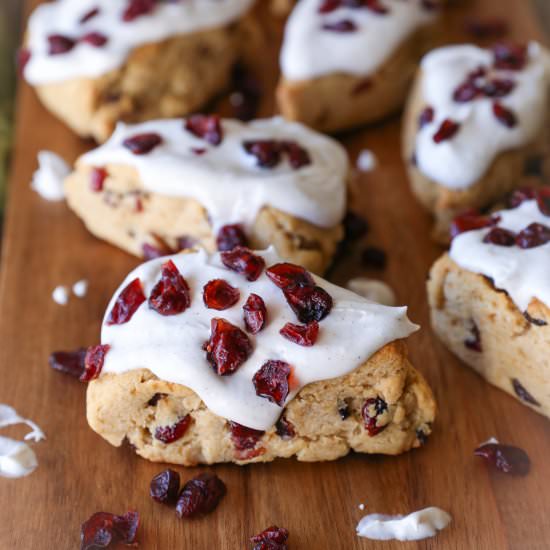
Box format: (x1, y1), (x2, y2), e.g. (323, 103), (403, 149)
(86, 341), (436, 465)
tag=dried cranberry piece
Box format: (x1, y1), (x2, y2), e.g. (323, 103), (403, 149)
(107, 278), (146, 325)
(123, 133), (163, 155)
(204, 318), (252, 375)
(512, 378), (540, 406)
(176, 473), (227, 518)
(464, 322), (482, 352)
(492, 43), (528, 71)
(280, 321), (319, 346)
(229, 421), (265, 450)
(142, 242), (172, 260)
(185, 114), (223, 146)
(418, 106), (435, 129)
(465, 17), (509, 39)
(483, 79), (515, 98)
(433, 119), (460, 143)
(251, 526), (290, 549)
(266, 263), (314, 289)
(338, 398), (351, 420)
(453, 81), (480, 103)
(122, 0), (157, 22)
(216, 224), (248, 252)
(482, 227), (516, 246)
(318, 0), (340, 13)
(149, 260), (191, 316)
(492, 102), (517, 128)
(253, 360), (292, 406)
(516, 223), (550, 249)
(190, 147), (206, 156)
(282, 141), (311, 169)
(474, 443), (530, 475)
(275, 416), (295, 439)
(283, 285), (333, 323)
(154, 415), (192, 444)
(80, 7), (100, 24)
(90, 167), (108, 192)
(243, 294), (267, 334)
(322, 20), (358, 32)
(508, 187), (537, 209)
(343, 211), (369, 241)
(176, 235), (197, 251)
(49, 348), (87, 379)
(536, 188), (550, 216)
(80, 344), (110, 382)
(244, 140), (282, 168)
(17, 48), (31, 76)
(48, 34), (76, 55)
(450, 210), (500, 238)
(203, 279), (240, 310)
(362, 397), (389, 436)
(81, 510), (139, 550)
(221, 247), (265, 282)
(361, 246), (387, 269)
(150, 469), (180, 505)
(80, 32), (108, 47)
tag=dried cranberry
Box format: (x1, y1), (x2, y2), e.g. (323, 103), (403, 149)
(280, 321), (319, 346)
(154, 415), (192, 444)
(90, 167), (108, 192)
(190, 147), (206, 155)
(450, 210), (500, 238)
(229, 421), (264, 450)
(80, 7), (100, 24)
(251, 526), (290, 549)
(482, 227), (516, 246)
(361, 246), (387, 269)
(123, 133), (163, 155)
(492, 102), (517, 128)
(322, 20), (358, 32)
(266, 263), (315, 289)
(149, 260), (191, 316)
(176, 235), (197, 251)
(150, 469), (180, 505)
(338, 399), (351, 420)
(17, 48), (31, 76)
(216, 224), (248, 251)
(433, 119), (460, 143)
(275, 416), (295, 439)
(418, 106), (435, 129)
(243, 294), (267, 334)
(453, 81), (480, 103)
(465, 17), (509, 39)
(283, 285), (333, 323)
(516, 223), (550, 249)
(204, 318), (252, 375)
(106, 278), (146, 325)
(49, 348), (87, 379)
(81, 510), (139, 550)
(318, 0), (340, 13)
(282, 141), (311, 169)
(343, 211), (369, 241)
(185, 114), (223, 146)
(122, 0), (157, 22)
(536, 188), (550, 216)
(244, 140), (282, 168)
(80, 345), (110, 382)
(48, 34), (76, 55)
(483, 79), (515, 98)
(362, 397), (389, 436)
(465, 322), (482, 352)
(508, 187), (537, 208)
(203, 279), (240, 310)
(80, 32), (108, 47)
(492, 43), (528, 71)
(221, 247), (265, 281)
(142, 242), (172, 260)
(474, 443), (530, 475)
(253, 360), (292, 406)
(176, 473), (227, 518)
(511, 378), (540, 406)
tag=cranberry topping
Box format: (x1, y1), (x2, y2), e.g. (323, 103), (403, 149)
(47, 34), (76, 55)
(433, 119), (460, 143)
(106, 278), (146, 325)
(266, 263), (315, 289)
(154, 415), (192, 444)
(450, 210), (499, 238)
(343, 211), (369, 241)
(81, 511), (139, 550)
(204, 318), (252, 375)
(176, 473), (227, 518)
(322, 20), (357, 32)
(283, 285), (333, 323)
(516, 223), (550, 249)
(203, 279), (240, 310)
(483, 79), (515, 98)
(361, 246), (387, 269)
(243, 140), (311, 170)
(464, 322), (482, 352)
(90, 167), (108, 192)
(80, 32), (108, 47)
(492, 43), (528, 71)
(149, 260), (191, 316)
(453, 81), (479, 103)
(185, 114), (223, 146)
(122, 0), (157, 22)
(80, 7), (100, 24)
(80, 345), (110, 382)
(191, 147), (206, 156)
(536, 188), (550, 216)
(492, 102), (517, 128)
(229, 421), (265, 451)
(418, 106), (435, 129)
(338, 398), (351, 420)
(221, 247), (265, 281)
(251, 526), (290, 550)
(275, 416), (296, 439)
(142, 242), (172, 260)
(283, 141), (312, 169)
(243, 294), (267, 334)
(508, 187), (537, 209)
(512, 378), (541, 406)
(280, 321), (319, 346)
(176, 235), (197, 251)
(253, 360), (292, 406)
(474, 443), (530, 475)
(123, 133), (163, 155)
(482, 227), (516, 246)
(216, 224), (248, 252)
(362, 397), (389, 436)
(17, 48), (31, 75)
(49, 348), (87, 379)
(465, 17), (509, 39)
(150, 469), (180, 505)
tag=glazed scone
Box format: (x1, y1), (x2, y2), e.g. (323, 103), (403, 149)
(21, 0), (259, 142)
(428, 190), (550, 418)
(403, 43), (550, 243)
(276, 0), (440, 133)
(86, 248), (436, 466)
(64, 116), (348, 274)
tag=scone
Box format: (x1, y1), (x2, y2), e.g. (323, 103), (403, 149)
(85, 247), (436, 465)
(276, 0), (440, 133)
(428, 188), (550, 418)
(20, 0), (259, 142)
(403, 42), (550, 243)
(64, 116), (348, 274)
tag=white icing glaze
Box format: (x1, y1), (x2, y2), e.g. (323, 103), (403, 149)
(356, 507), (451, 541)
(52, 286), (70, 306)
(80, 117), (348, 231)
(356, 149), (377, 172)
(415, 43), (550, 189)
(24, 0), (255, 85)
(450, 199), (550, 311)
(280, 0), (435, 81)
(101, 247), (418, 430)
(73, 279), (89, 298)
(31, 151), (69, 202)
(346, 278), (396, 306)
(0, 404), (45, 442)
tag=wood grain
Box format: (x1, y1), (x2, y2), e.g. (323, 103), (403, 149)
(1, 1), (550, 549)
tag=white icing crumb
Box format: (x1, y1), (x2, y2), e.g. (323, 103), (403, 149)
(72, 279), (89, 298)
(30, 151), (70, 201)
(346, 278), (396, 306)
(480, 436), (499, 446)
(358, 504), (366, 511)
(52, 285), (69, 306)
(356, 149), (378, 172)
(356, 507), (451, 541)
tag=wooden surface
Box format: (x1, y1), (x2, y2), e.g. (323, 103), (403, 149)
(1, 1), (550, 549)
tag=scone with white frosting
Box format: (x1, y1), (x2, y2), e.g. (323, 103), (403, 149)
(428, 189), (550, 418)
(20, 0), (259, 142)
(403, 43), (550, 242)
(276, 0), (440, 133)
(85, 247), (436, 465)
(64, 116), (347, 274)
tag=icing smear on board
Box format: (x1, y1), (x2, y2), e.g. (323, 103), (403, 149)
(31, 151), (70, 202)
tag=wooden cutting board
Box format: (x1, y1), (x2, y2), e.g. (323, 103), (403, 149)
(1, 1), (549, 548)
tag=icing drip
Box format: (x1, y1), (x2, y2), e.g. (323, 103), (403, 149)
(31, 151), (69, 202)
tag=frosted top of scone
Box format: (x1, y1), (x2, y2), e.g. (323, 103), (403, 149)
(280, 0), (436, 81)
(450, 196), (550, 311)
(100, 247), (418, 430)
(414, 43), (550, 189)
(23, 0), (255, 85)
(80, 116), (348, 231)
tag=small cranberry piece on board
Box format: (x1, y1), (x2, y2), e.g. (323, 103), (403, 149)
(418, 106), (435, 128)
(216, 224), (248, 252)
(204, 318), (252, 375)
(80, 7), (100, 24)
(516, 223), (550, 249)
(107, 278), (146, 325)
(512, 378), (541, 406)
(492, 102), (518, 128)
(49, 348), (87, 379)
(80, 32), (108, 47)
(464, 322), (482, 352)
(185, 114), (223, 145)
(123, 133), (163, 155)
(243, 293), (267, 334)
(322, 19), (358, 32)
(122, 0), (157, 22)
(474, 443), (531, 475)
(203, 279), (240, 310)
(150, 469), (181, 505)
(280, 321), (319, 347)
(251, 525), (290, 549)
(221, 247), (265, 281)
(90, 167), (108, 192)
(176, 473), (227, 518)
(243, 140), (282, 168)
(253, 360), (292, 406)
(80, 510), (139, 550)
(492, 43), (528, 71)
(482, 227), (516, 246)
(229, 421), (265, 451)
(80, 345), (110, 382)
(266, 263), (315, 289)
(433, 119), (460, 143)
(283, 285), (333, 323)
(450, 210), (500, 238)
(453, 81), (479, 103)
(154, 415), (192, 444)
(48, 34), (76, 55)
(362, 397), (389, 436)
(275, 416), (296, 440)
(149, 260), (191, 316)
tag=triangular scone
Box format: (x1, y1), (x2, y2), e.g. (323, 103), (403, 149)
(86, 248), (436, 465)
